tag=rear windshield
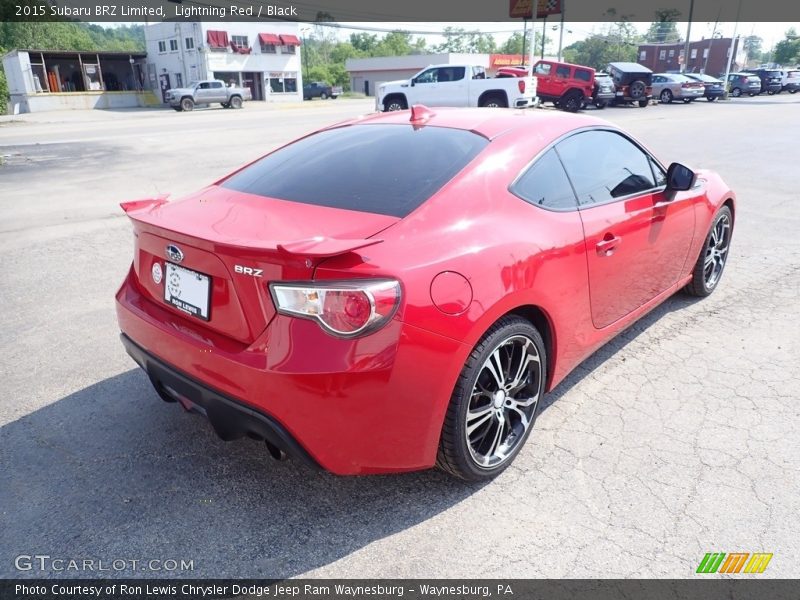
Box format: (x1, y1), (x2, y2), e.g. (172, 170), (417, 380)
(221, 124), (488, 218)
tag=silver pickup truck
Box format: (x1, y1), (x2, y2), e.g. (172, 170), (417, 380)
(167, 79), (252, 111)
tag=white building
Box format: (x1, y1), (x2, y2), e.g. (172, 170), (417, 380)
(144, 22), (303, 103)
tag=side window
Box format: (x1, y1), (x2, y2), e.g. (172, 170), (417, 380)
(198, 82), (210, 89)
(556, 130), (658, 207)
(211, 82), (223, 89)
(574, 69), (591, 82)
(415, 69), (437, 84)
(511, 149), (577, 210)
(472, 66), (486, 79)
(555, 65), (570, 79)
(438, 67), (465, 82)
(650, 158), (667, 187)
(534, 63), (551, 76)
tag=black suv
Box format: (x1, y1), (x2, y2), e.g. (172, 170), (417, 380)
(744, 69), (783, 95)
(606, 62), (653, 107)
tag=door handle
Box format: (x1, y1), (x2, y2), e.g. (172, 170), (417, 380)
(596, 234), (622, 256)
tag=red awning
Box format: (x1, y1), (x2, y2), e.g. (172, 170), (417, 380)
(258, 33), (281, 45)
(279, 34), (302, 46)
(206, 30), (229, 49)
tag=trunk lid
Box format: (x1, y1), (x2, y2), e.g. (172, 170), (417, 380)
(123, 186), (399, 344)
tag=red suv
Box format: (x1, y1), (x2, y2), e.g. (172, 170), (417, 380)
(532, 60), (595, 112)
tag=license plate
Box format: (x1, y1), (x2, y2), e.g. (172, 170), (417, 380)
(164, 262), (211, 320)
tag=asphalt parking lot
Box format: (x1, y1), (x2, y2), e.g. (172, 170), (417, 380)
(1, 95), (798, 579)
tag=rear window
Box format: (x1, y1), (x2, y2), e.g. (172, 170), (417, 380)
(575, 69), (592, 82)
(220, 124), (488, 218)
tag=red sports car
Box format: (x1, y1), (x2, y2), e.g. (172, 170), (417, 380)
(116, 105), (735, 480)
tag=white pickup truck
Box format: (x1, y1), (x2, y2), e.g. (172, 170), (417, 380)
(376, 64), (537, 111)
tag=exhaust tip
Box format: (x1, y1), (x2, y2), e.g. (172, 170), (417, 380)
(265, 441), (288, 461)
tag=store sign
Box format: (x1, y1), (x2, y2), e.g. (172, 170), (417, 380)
(490, 54), (529, 67)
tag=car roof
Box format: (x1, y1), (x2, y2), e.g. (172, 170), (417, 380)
(609, 62), (652, 73)
(340, 107), (609, 141)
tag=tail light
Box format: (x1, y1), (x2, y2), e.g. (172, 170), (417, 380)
(518, 79), (526, 93)
(681, 83), (691, 88)
(269, 279), (400, 338)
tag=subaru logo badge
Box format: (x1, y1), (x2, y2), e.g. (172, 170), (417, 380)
(165, 244), (184, 263)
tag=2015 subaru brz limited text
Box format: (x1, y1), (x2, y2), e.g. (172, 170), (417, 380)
(116, 106), (735, 480)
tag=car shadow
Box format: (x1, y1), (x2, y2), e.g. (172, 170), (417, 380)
(0, 293), (702, 579)
(0, 370), (487, 579)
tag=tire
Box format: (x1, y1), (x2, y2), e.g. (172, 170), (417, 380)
(638, 98), (649, 108)
(437, 315), (547, 481)
(561, 91), (583, 112)
(683, 206), (733, 297)
(767, 90), (775, 95)
(383, 95), (407, 111)
(660, 89), (673, 104)
(180, 97), (194, 112)
(731, 87), (742, 97)
(683, 98), (692, 103)
(479, 94), (508, 108)
(748, 92), (756, 97)
(629, 80), (646, 100)
(706, 96), (717, 102)
(229, 96), (243, 109)
(594, 100), (607, 109)
(320, 92), (328, 100)
(790, 89), (797, 94)
(220, 102), (230, 109)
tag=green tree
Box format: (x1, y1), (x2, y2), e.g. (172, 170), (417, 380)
(349, 33), (378, 54)
(0, 68), (8, 115)
(561, 21), (641, 70)
(434, 27), (497, 54)
(742, 35), (763, 63)
(773, 28), (800, 65)
(644, 9), (682, 43)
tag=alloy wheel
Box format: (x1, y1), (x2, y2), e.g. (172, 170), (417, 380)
(465, 335), (542, 469)
(704, 213), (731, 289)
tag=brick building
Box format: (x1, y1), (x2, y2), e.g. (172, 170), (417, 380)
(637, 38), (746, 77)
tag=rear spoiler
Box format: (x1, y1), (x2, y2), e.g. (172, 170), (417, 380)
(120, 197), (382, 258)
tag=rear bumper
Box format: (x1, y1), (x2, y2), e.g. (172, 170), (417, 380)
(705, 89), (724, 98)
(116, 266), (467, 475)
(121, 333), (318, 468)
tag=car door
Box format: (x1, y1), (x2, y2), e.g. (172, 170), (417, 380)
(555, 129), (697, 329)
(434, 66), (468, 106)
(195, 82), (213, 102)
(651, 75), (665, 96)
(408, 67), (440, 105)
(533, 61), (554, 97)
(208, 81), (227, 102)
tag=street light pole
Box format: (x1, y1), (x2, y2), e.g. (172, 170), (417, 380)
(681, 0), (695, 73)
(722, 0), (743, 99)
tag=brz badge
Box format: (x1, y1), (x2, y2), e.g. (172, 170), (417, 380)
(234, 265), (263, 277)
(166, 244), (184, 263)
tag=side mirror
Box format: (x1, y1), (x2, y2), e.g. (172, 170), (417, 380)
(410, 79), (415, 87)
(666, 162), (696, 191)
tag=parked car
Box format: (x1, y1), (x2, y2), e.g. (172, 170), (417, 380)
(606, 62), (653, 107)
(166, 79), (251, 112)
(726, 73), (762, 97)
(530, 60), (595, 112)
(376, 64), (536, 111)
(684, 73), (725, 101)
(590, 71), (616, 108)
(651, 73), (706, 104)
(781, 69), (800, 93)
(116, 105), (736, 480)
(302, 81), (342, 100)
(743, 68), (783, 94)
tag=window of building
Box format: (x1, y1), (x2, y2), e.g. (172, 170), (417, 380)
(158, 41), (166, 53)
(668, 49), (675, 57)
(703, 48), (709, 58)
(280, 45), (297, 54)
(269, 72), (298, 93)
(231, 35), (248, 48)
(169, 39), (178, 52)
(511, 149), (578, 210)
(640, 50), (646, 60)
(185, 37), (194, 50)
(175, 73), (183, 87)
(690, 48), (698, 59)
(262, 43), (277, 53)
(659, 49), (666, 60)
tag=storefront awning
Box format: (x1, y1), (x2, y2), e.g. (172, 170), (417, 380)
(207, 30), (229, 49)
(258, 33), (281, 45)
(279, 34), (302, 46)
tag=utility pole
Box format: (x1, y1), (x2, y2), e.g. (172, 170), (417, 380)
(681, 0), (695, 73)
(541, 16), (547, 59)
(522, 18), (527, 59)
(723, 0), (743, 99)
(557, 0), (566, 61)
